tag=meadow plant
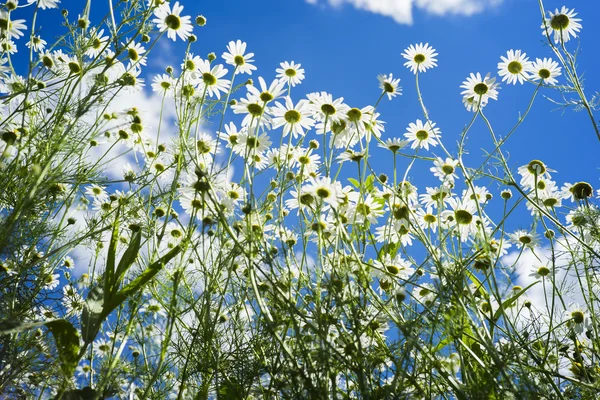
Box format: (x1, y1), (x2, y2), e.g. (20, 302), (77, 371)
(0, 0), (599, 398)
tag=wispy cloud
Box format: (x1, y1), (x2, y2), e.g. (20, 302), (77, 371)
(305, 0), (501, 25)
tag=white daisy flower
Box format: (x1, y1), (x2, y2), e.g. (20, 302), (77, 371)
(419, 186), (451, 209)
(307, 91), (349, 123)
(196, 59), (230, 99)
(431, 157), (459, 184)
(93, 338), (112, 359)
(233, 130), (272, 158)
(153, 1), (193, 42)
(460, 73), (499, 108)
(542, 6), (582, 44)
(416, 207), (438, 233)
(27, 0), (60, 9)
(139, 298), (168, 319)
(402, 43), (438, 74)
(247, 76), (286, 104)
(124, 40), (146, 66)
(26, 35), (47, 53)
(378, 73), (401, 100)
(531, 58), (561, 85)
(85, 184), (108, 201)
(378, 138), (409, 153)
(404, 119), (441, 150)
(217, 121), (242, 149)
(442, 197), (480, 242)
(0, 11), (27, 40)
(85, 29), (110, 58)
(346, 192), (384, 224)
(43, 273), (60, 290)
(564, 304), (588, 334)
(222, 40), (256, 75)
(497, 49), (533, 85)
(151, 73), (175, 96)
(517, 160), (554, 189)
(271, 97), (315, 139)
(508, 229), (539, 249)
(303, 177), (343, 208)
(276, 61), (305, 87)
(231, 94), (271, 129)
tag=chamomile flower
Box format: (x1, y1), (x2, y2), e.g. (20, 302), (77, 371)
(233, 130), (272, 157)
(378, 138), (409, 153)
(303, 177), (343, 208)
(517, 160), (554, 189)
(375, 254), (414, 281)
(404, 119), (441, 150)
(196, 59), (230, 99)
(43, 273), (60, 290)
(460, 73), (499, 107)
(140, 298), (167, 319)
(498, 50), (533, 85)
(442, 197), (480, 242)
(531, 58), (561, 85)
(26, 35), (47, 53)
(153, 1), (193, 42)
(118, 67), (145, 94)
(508, 229), (539, 249)
(0, 11), (27, 40)
(529, 263), (552, 280)
(402, 43), (438, 74)
(276, 61), (305, 87)
(378, 73), (402, 100)
(271, 97), (314, 139)
(85, 184), (108, 201)
(222, 40), (256, 75)
(94, 338), (112, 358)
(27, 0), (60, 9)
(542, 6), (582, 44)
(561, 182), (594, 202)
(124, 41), (147, 66)
(413, 283), (437, 306)
(0, 38), (17, 55)
(151, 73), (175, 97)
(218, 121), (241, 149)
(231, 94), (271, 128)
(462, 185), (491, 204)
(346, 192), (385, 224)
(416, 207), (438, 232)
(419, 186), (451, 209)
(431, 157), (459, 184)
(85, 29), (110, 58)
(307, 91), (349, 123)
(564, 304), (588, 334)
(247, 76), (286, 104)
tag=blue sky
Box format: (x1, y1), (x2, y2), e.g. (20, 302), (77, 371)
(184, 0), (600, 223)
(23, 0), (599, 271)
(41, 0), (599, 202)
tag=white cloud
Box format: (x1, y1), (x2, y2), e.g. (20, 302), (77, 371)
(306, 0), (501, 25)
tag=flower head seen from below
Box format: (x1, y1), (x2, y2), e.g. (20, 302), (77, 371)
(0, 11), (27, 40)
(271, 97), (314, 139)
(153, 1), (193, 42)
(404, 119), (441, 150)
(460, 73), (499, 111)
(531, 58), (561, 85)
(498, 49), (533, 85)
(542, 6), (582, 44)
(222, 40), (256, 75)
(378, 73), (401, 100)
(402, 43), (438, 74)
(196, 59), (230, 99)
(276, 61), (305, 87)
